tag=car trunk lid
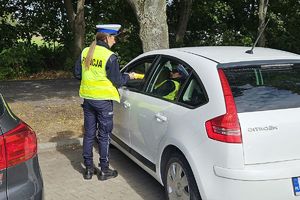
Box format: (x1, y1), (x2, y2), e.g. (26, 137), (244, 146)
(222, 62), (300, 164)
(239, 108), (300, 164)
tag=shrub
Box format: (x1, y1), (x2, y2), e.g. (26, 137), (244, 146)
(0, 42), (72, 80)
(0, 42), (46, 80)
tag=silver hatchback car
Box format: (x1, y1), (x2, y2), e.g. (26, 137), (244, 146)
(112, 46), (300, 200)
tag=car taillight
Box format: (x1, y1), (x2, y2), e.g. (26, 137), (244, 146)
(0, 136), (6, 170)
(0, 122), (37, 170)
(205, 69), (242, 143)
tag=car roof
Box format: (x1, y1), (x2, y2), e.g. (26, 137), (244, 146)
(143, 46), (300, 64)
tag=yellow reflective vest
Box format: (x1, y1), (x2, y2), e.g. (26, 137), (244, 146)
(79, 46), (120, 102)
(155, 80), (180, 101)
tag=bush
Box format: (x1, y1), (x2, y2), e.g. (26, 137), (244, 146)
(0, 42), (46, 80)
(38, 45), (72, 71)
(0, 42), (72, 80)
(0, 39), (140, 80)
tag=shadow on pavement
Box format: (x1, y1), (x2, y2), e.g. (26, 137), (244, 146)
(53, 136), (165, 200)
(49, 131), (84, 175)
(95, 144), (165, 200)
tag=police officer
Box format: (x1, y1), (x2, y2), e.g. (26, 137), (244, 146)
(74, 24), (135, 180)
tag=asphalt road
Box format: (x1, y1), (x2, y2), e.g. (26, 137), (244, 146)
(0, 78), (80, 102)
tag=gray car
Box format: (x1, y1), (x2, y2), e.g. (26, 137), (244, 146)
(0, 93), (43, 200)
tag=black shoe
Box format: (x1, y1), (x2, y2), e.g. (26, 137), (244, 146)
(83, 167), (96, 180)
(98, 168), (118, 181)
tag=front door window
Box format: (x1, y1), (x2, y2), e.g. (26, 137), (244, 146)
(146, 58), (191, 102)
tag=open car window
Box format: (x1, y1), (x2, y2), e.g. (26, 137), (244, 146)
(123, 56), (157, 91)
(146, 58), (191, 102)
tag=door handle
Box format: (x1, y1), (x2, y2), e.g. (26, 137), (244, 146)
(155, 113), (167, 122)
(123, 101), (131, 109)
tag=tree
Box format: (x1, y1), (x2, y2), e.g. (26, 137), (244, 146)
(64, 0), (85, 59)
(175, 0), (193, 46)
(126, 0), (169, 52)
(258, 0), (269, 47)
(267, 0), (300, 54)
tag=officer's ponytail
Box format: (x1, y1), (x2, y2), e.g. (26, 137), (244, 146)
(84, 32), (109, 69)
(84, 39), (96, 69)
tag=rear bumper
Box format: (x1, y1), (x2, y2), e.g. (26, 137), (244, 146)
(200, 160), (300, 200)
(214, 159), (300, 181)
(7, 156), (44, 200)
(207, 175), (298, 200)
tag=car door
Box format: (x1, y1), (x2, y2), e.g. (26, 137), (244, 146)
(113, 56), (157, 147)
(128, 56), (192, 167)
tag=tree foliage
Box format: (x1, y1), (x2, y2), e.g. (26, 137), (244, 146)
(267, 0), (300, 53)
(0, 0), (300, 80)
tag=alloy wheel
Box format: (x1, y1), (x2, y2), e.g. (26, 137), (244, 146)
(167, 162), (190, 200)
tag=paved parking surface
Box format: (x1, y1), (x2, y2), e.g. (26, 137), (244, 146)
(1, 79), (165, 199)
(39, 146), (165, 200)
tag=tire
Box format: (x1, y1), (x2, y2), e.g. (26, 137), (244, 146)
(163, 153), (201, 200)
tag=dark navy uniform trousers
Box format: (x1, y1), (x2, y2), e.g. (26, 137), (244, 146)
(82, 99), (113, 170)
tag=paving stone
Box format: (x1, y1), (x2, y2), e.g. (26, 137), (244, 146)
(38, 147), (165, 200)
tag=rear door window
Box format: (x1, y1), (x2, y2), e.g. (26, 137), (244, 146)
(223, 63), (300, 112)
(178, 74), (208, 107)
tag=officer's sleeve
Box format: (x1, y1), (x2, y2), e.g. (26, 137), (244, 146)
(106, 54), (130, 88)
(74, 56), (82, 80)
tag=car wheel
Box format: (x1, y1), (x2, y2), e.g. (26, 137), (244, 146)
(163, 153), (201, 200)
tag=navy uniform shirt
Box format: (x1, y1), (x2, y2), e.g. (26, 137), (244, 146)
(74, 41), (129, 88)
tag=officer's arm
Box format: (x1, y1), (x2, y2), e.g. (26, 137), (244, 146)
(106, 54), (130, 88)
(74, 56), (82, 80)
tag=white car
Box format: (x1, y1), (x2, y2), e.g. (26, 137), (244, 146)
(112, 46), (300, 200)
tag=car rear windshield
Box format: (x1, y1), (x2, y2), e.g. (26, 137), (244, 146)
(223, 63), (300, 112)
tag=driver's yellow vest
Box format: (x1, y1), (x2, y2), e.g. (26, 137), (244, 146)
(155, 80), (180, 100)
(79, 46), (120, 102)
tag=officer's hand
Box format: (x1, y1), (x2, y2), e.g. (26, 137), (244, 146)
(128, 72), (136, 79)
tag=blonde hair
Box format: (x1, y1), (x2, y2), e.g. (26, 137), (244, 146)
(84, 32), (109, 69)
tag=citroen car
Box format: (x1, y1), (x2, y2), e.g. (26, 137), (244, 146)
(112, 46), (300, 200)
(0, 94), (43, 200)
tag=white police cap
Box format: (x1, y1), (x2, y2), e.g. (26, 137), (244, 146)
(96, 24), (121, 35)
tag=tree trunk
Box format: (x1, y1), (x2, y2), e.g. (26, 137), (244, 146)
(175, 0), (193, 46)
(258, 0), (268, 47)
(64, 0), (86, 59)
(21, 0), (31, 44)
(127, 0), (169, 52)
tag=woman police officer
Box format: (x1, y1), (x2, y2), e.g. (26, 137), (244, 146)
(74, 24), (135, 180)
